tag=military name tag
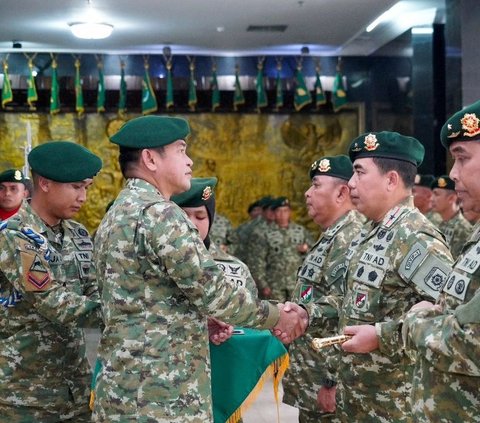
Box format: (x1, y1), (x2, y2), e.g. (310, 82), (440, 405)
(49, 250), (63, 265)
(442, 270), (471, 301)
(360, 250), (390, 270)
(217, 261), (246, 289)
(75, 251), (93, 262)
(456, 245), (480, 274)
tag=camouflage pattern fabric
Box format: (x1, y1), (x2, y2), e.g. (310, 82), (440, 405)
(438, 211), (472, 259)
(336, 197), (454, 422)
(241, 217), (271, 272)
(233, 217), (260, 262)
(425, 210), (442, 228)
(249, 221), (313, 302)
(282, 210), (364, 421)
(403, 221), (480, 422)
(92, 178), (279, 422)
(209, 213), (239, 254)
(0, 201), (101, 422)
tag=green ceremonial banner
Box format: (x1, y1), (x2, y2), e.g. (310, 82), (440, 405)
(50, 59), (60, 114)
(142, 63), (158, 115)
(211, 69), (220, 112)
(294, 68), (312, 111)
(188, 64), (197, 111)
(166, 65), (174, 110)
(27, 61), (38, 109)
(74, 59), (84, 116)
(2, 62), (13, 108)
(314, 71), (326, 108)
(255, 66), (267, 111)
(332, 70), (348, 111)
(233, 69), (245, 111)
(97, 64), (106, 113)
(118, 64), (127, 115)
(275, 71), (283, 111)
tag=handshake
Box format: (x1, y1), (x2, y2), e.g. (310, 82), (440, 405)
(271, 301), (309, 344)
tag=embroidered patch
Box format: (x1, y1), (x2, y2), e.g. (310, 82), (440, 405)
(300, 284), (313, 304)
(72, 227), (89, 238)
(73, 238), (93, 251)
(456, 246), (480, 274)
(353, 289), (368, 311)
(21, 250), (52, 292)
(442, 270), (471, 301)
(75, 251), (93, 262)
(360, 250), (389, 270)
(353, 263), (384, 288)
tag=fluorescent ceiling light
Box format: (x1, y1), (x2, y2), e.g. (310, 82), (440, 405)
(69, 22), (114, 39)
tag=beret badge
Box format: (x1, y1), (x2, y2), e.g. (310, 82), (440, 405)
(318, 159), (331, 173)
(202, 186), (213, 201)
(461, 113), (480, 138)
(414, 174), (421, 184)
(437, 177), (447, 188)
(14, 170), (22, 181)
(364, 133), (379, 151)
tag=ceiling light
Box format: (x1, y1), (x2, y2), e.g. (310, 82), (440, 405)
(69, 22), (114, 39)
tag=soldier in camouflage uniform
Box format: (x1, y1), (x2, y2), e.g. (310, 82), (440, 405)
(282, 155), (364, 422)
(412, 173), (442, 227)
(430, 175), (472, 259)
(233, 198), (264, 262)
(209, 212), (239, 254)
(0, 141), (103, 422)
(334, 132), (454, 422)
(402, 100), (480, 422)
(0, 168), (28, 221)
(249, 196), (313, 302)
(92, 116), (308, 422)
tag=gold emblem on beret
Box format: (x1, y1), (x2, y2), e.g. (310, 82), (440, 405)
(364, 133), (379, 151)
(202, 186), (213, 201)
(14, 170), (22, 181)
(414, 174), (421, 184)
(461, 113), (480, 137)
(437, 177), (447, 188)
(318, 159), (331, 173)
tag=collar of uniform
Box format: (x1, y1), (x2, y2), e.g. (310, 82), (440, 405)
(324, 210), (354, 239)
(127, 177), (166, 199)
(380, 196), (414, 229)
(14, 200), (50, 238)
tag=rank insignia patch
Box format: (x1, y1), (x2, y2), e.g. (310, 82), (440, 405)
(22, 252), (51, 292)
(300, 284), (313, 304)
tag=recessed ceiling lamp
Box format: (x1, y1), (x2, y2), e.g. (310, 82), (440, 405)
(69, 0), (114, 39)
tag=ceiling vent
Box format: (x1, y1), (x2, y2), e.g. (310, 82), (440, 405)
(247, 25), (287, 32)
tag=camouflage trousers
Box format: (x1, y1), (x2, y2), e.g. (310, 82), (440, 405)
(0, 404), (92, 423)
(298, 408), (337, 422)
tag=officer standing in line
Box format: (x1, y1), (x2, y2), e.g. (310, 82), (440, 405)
(0, 168), (28, 220)
(0, 141), (103, 421)
(412, 173), (442, 226)
(282, 155), (364, 422)
(430, 175), (472, 259)
(92, 115), (308, 422)
(403, 100), (480, 423)
(233, 198), (264, 262)
(334, 132), (453, 422)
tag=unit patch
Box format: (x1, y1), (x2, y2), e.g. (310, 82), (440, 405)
(21, 250), (52, 292)
(442, 270), (471, 301)
(353, 289), (368, 311)
(300, 284), (313, 304)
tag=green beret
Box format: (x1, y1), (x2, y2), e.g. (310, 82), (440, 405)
(440, 100), (480, 148)
(271, 196), (290, 210)
(110, 116), (190, 148)
(310, 155), (353, 181)
(28, 141), (102, 182)
(414, 174), (435, 187)
(348, 131), (424, 166)
(257, 196), (274, 209)
(0, 169), (24, 184)
(431, 175), (455, 191)
(247, 200), (261, 213)
(171, 177), (217, 207)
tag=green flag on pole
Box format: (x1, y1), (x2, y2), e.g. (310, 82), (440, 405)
(211, 66), (220, 112)
(294, 66), (311, 111)
(2, 60), (13, 108)
(74, 58), (84, 116)
(118, 62), (127, 116)
(332, 60), (348, 111)
(97, 61), (105, 113)
(275, 60), (283, 111)
(188, 59), (197, 112)
(166, 62), (174, 110)
(256, 60), (267, 112)
(314, 69), (326, 108)
(27, 59), (38, 110)
(142, 59), (158, 115)
(233, 66), (245, 111)
(50, 58), (60, 114)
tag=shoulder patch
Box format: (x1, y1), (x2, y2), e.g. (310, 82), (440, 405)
(20, 249), (52, 292)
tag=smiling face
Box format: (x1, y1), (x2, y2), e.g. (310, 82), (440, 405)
(449, 141), (480, 213)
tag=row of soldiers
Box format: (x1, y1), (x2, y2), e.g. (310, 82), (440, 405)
(0, 99), (478, 423)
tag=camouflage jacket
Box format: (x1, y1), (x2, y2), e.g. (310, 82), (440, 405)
(282, 210), (364, 414)
(0, 201), (101, 418)
(209, 213), (239, 254)
(336, 197), (454, 422)
(233, 218), (257, 262)
(438, 211), (472, 259)
(92, 179), (279, 422)
(248, 221), (313, 299)
(403, 221), (480, 422)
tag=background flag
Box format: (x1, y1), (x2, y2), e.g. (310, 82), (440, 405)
(332, 58), (348, 111)
(188, 59), (197, 111)
(314, 69), (326, 108)
(96, 60), (105, 113)
(294, 66), (311, 111)
(255, 60), (267, 112)
(166, 62), (174, 110)
(2, 60), (13, 108)
(27, 59), (38, 109)
(50, 58), (60, 114)
(233, 65), (245, 111)
(211, 65), (220, 112)
(74, 58), (84, 116)
(275, 60), (283, 111)
(118, 62), (127, 116)
(142, 59), (157, 115)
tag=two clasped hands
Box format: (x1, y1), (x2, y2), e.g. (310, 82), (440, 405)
(208, 301), (309, 346)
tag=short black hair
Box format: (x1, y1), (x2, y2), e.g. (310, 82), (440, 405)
(118, 146), (165, 177)
(372, 157), (417, 188)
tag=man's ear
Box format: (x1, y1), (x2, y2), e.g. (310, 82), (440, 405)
(140, 149), (158, 172)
